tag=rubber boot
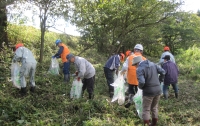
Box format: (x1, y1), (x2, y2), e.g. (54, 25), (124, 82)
(64, 74), (70, 83)
(143, 120), (150, 126)
(125, 94), (134, 108)
(89, 93), (94, 99)
(20, 87), (27, 96)
(30, 86), (35, 93)
(150, 118), (158, 126)
(175, 93), (178, 98)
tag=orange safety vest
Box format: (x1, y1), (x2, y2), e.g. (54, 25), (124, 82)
(127, 53), (146, 85)
(60, 43), (70, 63)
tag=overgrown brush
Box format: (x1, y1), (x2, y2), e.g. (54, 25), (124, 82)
(176, 45), (200, 81)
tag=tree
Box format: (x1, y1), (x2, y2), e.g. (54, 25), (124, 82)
(29, 0), (69, 62)
(0, 0), (15, 50)
(71, 0), (180, 56)
(197, 10), (200, 17)
(160, 12), (200, 54)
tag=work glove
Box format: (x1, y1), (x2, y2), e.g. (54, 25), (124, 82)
(52, 56), (55, 58)
(77, 77), (80, 81)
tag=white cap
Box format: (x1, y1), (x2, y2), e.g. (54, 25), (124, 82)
(134, 44), (143, 51)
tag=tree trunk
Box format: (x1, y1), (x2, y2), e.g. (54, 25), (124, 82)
(39, 29), (45, 63)
(0, 6), (8, 51)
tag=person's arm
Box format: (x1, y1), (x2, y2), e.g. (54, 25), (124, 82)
(114, 55), (120, 75)
(136, 68), (145, 89)
(170, 54), (175, 63)
(53, 46), (64, 58)
(77, 59), (86, 79)
(12, 47), (23, 62)
(157, 64), (166, 82)
(121, 57), (129, 74)
(158, 53), (165, 65)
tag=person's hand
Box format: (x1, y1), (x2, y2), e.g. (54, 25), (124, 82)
(116, 70), (119, 75)
(12, 59), (16, 63)
(77, 77), (80, 81)
(159, 75), (164, 82)
(120, 71), (125, 75)
(75, 71), (78, 76)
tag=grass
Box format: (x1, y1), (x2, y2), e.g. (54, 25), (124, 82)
(1, 45), (200, 126)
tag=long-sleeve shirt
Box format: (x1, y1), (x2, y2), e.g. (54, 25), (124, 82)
(158, 51), (175, 65)
(162, 61), (179, 85)
(136, 60), (165, 96)
(13, 47), (37, 64)
(54, 46), (64, 58)
(74, 56), (95, 79)
(104, 55), (120, 70)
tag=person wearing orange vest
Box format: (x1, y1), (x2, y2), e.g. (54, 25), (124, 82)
(52, 39), (70, 82)
(121, 44), (146, 108)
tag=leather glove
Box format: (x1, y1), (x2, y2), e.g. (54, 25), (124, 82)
(77, 77), (80, 81)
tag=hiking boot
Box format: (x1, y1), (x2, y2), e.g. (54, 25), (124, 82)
(109, 91), (114, 98)
(150, 118), (158, 126)
(143, 120), (150, 126)
(175, 93), (178, 98)
(89, 93), (94, 99)
(20, 87), (27, 96)
(30, 86), (35, 93)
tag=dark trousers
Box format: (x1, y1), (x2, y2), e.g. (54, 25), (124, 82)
(128, 84), (138, 95)
(63, 62), (70, 74)
(104, 67), (114, 92)
(82, 76), (95, 94)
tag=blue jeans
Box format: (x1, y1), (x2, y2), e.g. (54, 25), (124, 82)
(63, 62), (70, 74)
(163, 84), (178, 96)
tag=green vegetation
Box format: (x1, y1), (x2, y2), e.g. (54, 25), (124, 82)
(0, 24), (200, 126)
(1, 0), (200, 125)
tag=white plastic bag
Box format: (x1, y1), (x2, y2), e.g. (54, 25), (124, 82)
(133, 88), (143, 119)
(70, 79), (83, 99)
(48, 58), (59, 75)
(11, 62), (21, 89)
(111, 73), (126, 105)
(114, 72), (118, 81)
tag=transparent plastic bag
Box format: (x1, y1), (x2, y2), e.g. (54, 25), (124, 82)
(48, 58), (59, 75)
(133, 88), (143, 119)
(11, 62), (21, 89)
(70, 79), (83, 99)
(114, 72), (118, 81)
(111, 73), (126, 105)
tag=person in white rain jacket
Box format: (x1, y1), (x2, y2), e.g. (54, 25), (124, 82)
(12, 43), (37, 96)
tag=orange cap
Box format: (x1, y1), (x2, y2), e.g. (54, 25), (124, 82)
(164, 46), (170, 51)
(15, 43), (24, 51)
(126, 50), (131, 57)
